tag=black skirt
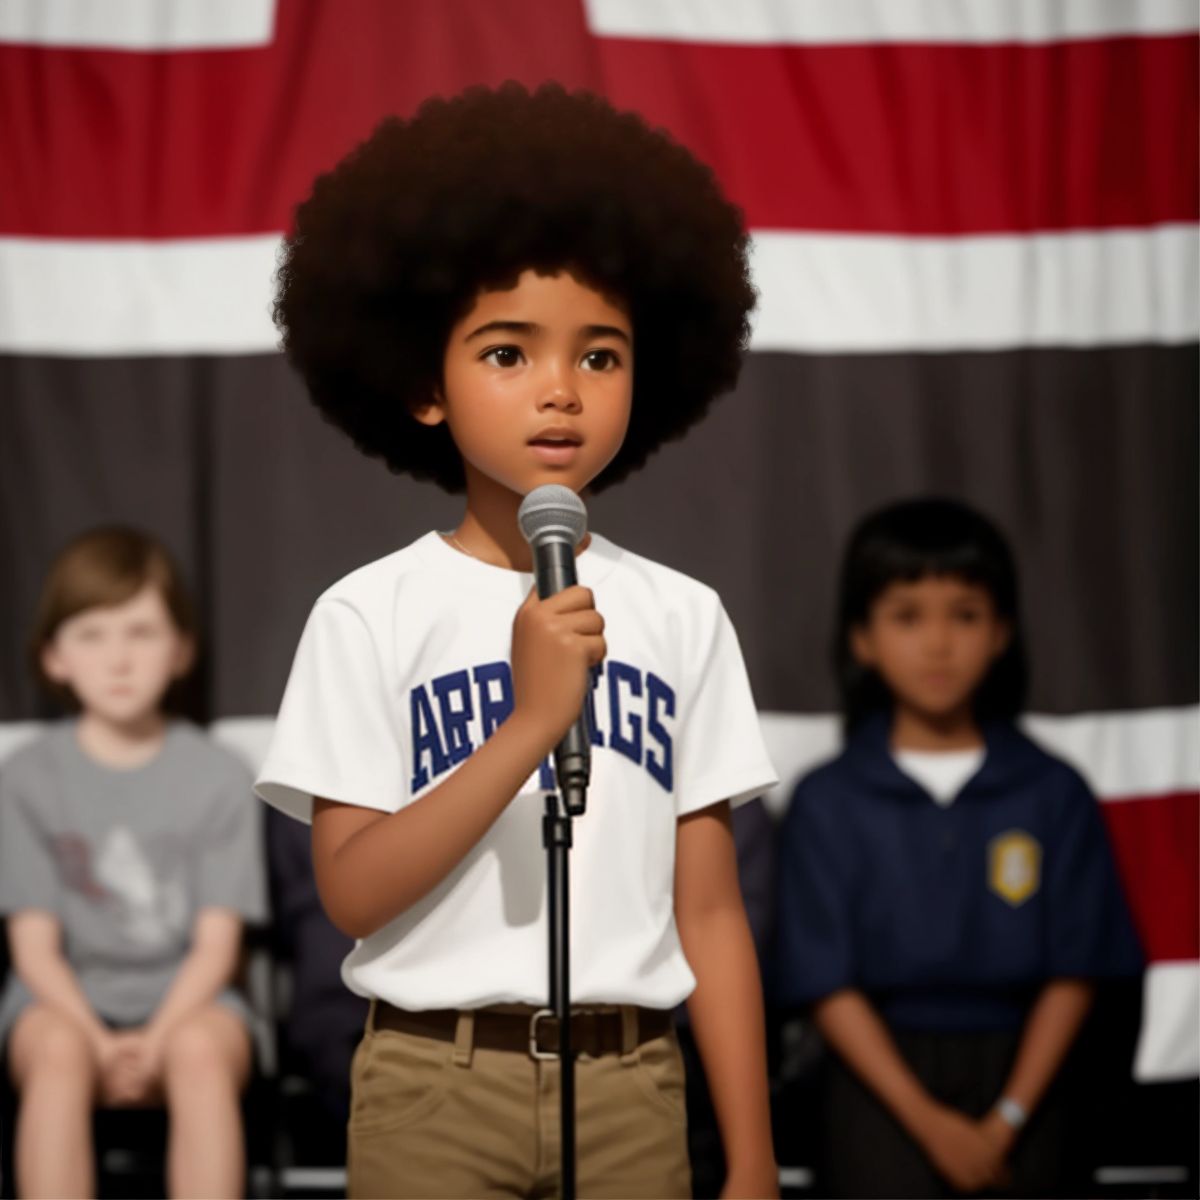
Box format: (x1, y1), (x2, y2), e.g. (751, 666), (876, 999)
(823, 1027), (1066, 1199)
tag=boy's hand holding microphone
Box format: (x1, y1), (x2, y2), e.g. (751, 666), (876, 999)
(511, 584), (605, 748)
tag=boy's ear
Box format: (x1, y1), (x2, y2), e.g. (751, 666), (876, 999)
(411, 388), (446, 428)
(849, 625), (875, 667)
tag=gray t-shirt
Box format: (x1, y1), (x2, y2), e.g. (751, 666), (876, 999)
(0, 720), (267, 1036)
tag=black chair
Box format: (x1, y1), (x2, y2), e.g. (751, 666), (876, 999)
(265, 957), (360, 1198)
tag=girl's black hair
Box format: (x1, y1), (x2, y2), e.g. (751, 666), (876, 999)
(835, 497), (1029, 732)
(273, 81), (756, 493)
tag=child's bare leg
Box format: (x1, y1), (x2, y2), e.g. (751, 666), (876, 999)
(8, 1004), (99, 1198)
(160, 1004), (251, 1199)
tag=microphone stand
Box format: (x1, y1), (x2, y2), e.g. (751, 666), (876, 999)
(531, 536), (591, 1200)
(542, 781), (578, 1200)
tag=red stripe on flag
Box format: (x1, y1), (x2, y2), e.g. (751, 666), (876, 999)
(596, 34), (1199, 234)
(1102, 791), (1199, 964)
(0, 0), (595, 238)
(0, 11), (1194, 237)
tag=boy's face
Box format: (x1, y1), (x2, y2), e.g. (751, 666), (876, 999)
(419, 269), (633, 497)
(41, 585), (194, 726)
(851, 575), (1010, 721)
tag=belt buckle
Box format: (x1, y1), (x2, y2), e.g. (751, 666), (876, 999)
(529, 1008), (558, 1062)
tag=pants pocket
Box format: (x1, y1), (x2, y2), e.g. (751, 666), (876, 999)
(349, 1027), (453, 1137)
(631, 1029), (688, 1123)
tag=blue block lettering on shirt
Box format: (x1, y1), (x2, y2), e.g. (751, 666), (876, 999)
(607, 660), (643, 766)
(410, 683), (449, 792)
(646, 672), (675, 791)
(587, 664), (605, 747)
(473, 661), (513, 738)
(433, 670), (475, 765)
(409, 658), (675, 795)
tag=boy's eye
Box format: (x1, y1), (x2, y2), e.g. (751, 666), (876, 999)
(581, 348), (620, 372)
(482, 346), (523, 368)
(954, 608), (983, 624)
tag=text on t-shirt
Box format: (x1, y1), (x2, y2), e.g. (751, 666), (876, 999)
(410, 659), (675, 794)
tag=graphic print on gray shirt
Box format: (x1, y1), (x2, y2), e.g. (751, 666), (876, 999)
(0, 720), (267, 1037)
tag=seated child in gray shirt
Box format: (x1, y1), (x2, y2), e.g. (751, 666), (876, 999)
(0, 527), (266, 1200)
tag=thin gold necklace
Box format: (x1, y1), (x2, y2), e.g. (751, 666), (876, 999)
(443, 530), (482, 561)
(444, 529), (580, 569)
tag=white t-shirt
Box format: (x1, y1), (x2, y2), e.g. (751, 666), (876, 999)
(893, 746), (986, 807)
(256, 531), (778, 1010)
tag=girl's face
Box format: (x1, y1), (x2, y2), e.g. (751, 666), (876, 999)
(41, 585), (193, 727)
(419, 268), (633, 497)
(851, 575), (1010, 721)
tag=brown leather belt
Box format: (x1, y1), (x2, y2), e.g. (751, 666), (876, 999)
(373, 1001), (672, 1059)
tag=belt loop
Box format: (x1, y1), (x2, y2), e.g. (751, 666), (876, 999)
(452, 1009), (475, 1068)
(618, 1004), (639, 1065)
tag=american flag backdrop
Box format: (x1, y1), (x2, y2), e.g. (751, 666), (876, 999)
(0, 0), (1196, 1102)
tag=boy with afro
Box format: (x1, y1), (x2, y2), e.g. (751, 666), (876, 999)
(256, 82), (779, 1199)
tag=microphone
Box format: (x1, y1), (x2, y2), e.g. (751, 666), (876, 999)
(518, 484), (592, 816)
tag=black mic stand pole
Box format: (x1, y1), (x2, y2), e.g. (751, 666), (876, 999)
(542, 783), (576, 1200)
(532, 539), (591, 1200)
(541, 728), (589, 1200)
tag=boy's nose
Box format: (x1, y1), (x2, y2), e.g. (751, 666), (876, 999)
(536, 376), (581, 413)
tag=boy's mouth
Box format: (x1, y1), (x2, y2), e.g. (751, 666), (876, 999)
(528, 427), (583, 464)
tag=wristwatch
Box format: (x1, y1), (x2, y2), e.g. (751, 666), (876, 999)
(994, 1096), (1028, 1131)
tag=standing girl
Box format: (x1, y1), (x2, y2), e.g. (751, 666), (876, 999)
(776, 498), (1141, 1198)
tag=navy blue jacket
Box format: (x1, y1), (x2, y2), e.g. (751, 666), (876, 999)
(776, 714), (1142, 1031)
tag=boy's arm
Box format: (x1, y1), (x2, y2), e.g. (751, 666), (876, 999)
(313, 712), (551, 936)
(143, 907), (244, 1046)
(676, 802), (778, 1200)
(8, 909), (110, 1048)
(312, 585), (604, 939)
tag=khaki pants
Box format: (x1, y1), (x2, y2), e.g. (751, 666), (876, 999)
(347, 1002), (692, 1199)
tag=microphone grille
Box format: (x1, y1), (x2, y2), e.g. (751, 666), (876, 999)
(518, 485), (588, 547)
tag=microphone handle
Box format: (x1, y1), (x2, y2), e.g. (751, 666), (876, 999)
(532, 538), (592, 814)
(532, 536), (578, 600)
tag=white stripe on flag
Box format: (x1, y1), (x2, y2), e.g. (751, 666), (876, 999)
(1024, 707), (1200, 802)
(0, 707), (1172, 814)
(3, 711), (1198, 806)
(201, 707), (1200, 820)
(2, 226), (1195, 356)
(0, 236), (282, 356)
(748, 225), (1199, 354)
(14, 714), (1188, 807)
(757, 713), (841, 816)
(756, 706), (1200, 815)
(583, 0), (1199, 46)
(209, 717), (278, 779)
(0, 0), (276, 49)
(1135, 961), (1200, 1081)
(0, 722), (46, 766)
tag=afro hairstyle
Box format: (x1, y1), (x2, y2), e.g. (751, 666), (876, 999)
(273, 81), (756, 493)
